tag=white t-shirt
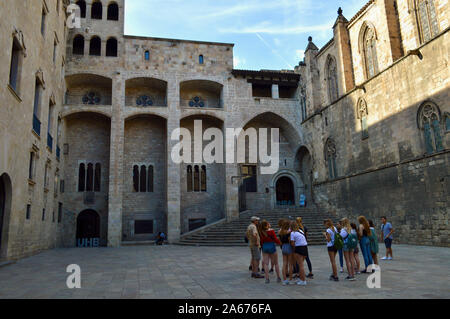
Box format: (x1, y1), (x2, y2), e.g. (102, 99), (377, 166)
(340, 228), (349, 239)
(290, 230), (307, 247)
(326, 227), (337, 247)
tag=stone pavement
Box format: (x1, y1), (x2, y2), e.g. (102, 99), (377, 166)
(0, 244), (448, 299)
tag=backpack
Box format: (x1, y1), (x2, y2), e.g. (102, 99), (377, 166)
(369, 229), (379, 254)
(333, 228), (344, 250)
(346, 233), (358, 249)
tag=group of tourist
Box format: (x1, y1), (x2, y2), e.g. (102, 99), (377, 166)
(246, 215), (394, 285)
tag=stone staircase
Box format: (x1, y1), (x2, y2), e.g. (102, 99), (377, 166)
(177, 206), (335, 246)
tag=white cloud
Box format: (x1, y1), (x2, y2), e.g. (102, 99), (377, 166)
(219, 21), (332, 35)
(295, 49), (305, 62)
(233, 56), (247, 68)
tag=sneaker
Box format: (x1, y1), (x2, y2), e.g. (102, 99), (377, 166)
(356, 271), (361, 275)
(282, 280), (290, 286)
(333, 276), (339, 282)
(381, 256), (388, 260)
(252, 273), (264, 279)
(340, 267), (344, 273)
(329, 275), (335, 281)
(387, 257), (393, 260)
(269, 268), (274, 273)
(297, 280), (307, 286)
(277, 277), (282, 283)
(349, 276), (356, 281)
(265, 279), (270, 284)
(306, 273), (314, 279)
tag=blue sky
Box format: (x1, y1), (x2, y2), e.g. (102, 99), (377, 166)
(124, 0), (368, 70)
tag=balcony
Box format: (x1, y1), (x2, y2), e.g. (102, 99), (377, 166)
(65, 74), (113, 107)
(33, 115), (41, 136)
(180, 80), (223, 109)
(47, 133), (53, 152)
(125, 77), (168, 108)
(65, 93), (112, 106)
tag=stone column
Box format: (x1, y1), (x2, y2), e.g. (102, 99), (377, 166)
(225, 163), (239, 221)
(107, 74), (124, 247)
(166, 79), (181, 243)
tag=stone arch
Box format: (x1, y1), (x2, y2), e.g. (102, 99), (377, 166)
(106, 37), (118, 57)
(107, 1), (119, 21)
(89, 36), (101, 56)
(65, 73), (113, 106)
(417, 100), (444, 153)
(0, 173), (12, 259)
(180, 80), (224, 109)
(125, 77), (168, 107)
(358, 21), (379, 79)
(91, 1), (103, 20)
(76, 209), (100, 242)
(269, 169), (303, 208)
(72, 34), (85, 55)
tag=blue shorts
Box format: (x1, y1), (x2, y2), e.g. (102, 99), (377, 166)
(384, 238), (393, 248)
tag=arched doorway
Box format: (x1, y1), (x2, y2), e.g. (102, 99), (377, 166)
(76, 210), (100, 245)
(276, 176), (295, 206)
(0, 173), (12, 257)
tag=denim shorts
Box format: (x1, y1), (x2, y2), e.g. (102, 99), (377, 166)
(282, 243), (293, 255)
(384, 238), (393, 248)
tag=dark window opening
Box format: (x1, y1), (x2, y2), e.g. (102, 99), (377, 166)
(242, 165), (257, 192)
(193, 166), (200, 192)
(200, 165), (207, 192)
(73, 35), (85, 55)
(78, 163), (85, 191)
(135, 220), (154, 234)
(107, 2), (119, 20)
(252, 84), (272, 98)
(133, 165), (139, 192)
(187, 166), (193, 192)
(9, 39), (22, 91)
(145, 50), (150, 61)
(76, 0), (86, 18)
(94, 163), (101, 192)
(199, 55), (204, 64)
(29, 152), (35, 180)
(106, 38), (117, 57)
(189, 219), (206, 232)
(89, 37), (101, 56)
(140, 165), (147, 192)
(279, 86), (297, 99)
(91, 1), (103, 19)
(41, 8), (46, 36)
(58, 203), (62, 223)
(86, 163), (94, 191)
(26, 204), (31, 220)
(42, 208), (46, 221)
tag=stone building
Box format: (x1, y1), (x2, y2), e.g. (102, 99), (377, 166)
(0, 0), (448, 260)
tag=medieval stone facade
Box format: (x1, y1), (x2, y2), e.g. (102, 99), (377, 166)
(0, 0), (448, 260)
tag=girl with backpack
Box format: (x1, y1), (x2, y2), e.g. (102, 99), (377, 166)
(351, 223), (361, 274)
(358, 216), (373, 273)
(278, 220), (294, 285)
(323, 219), (339, 281)
(259, 220), (282, 284)
(340, 218), (356, 281)
(368, 220), (379, 265)
(290, 221), (308, 286)
(296, 217), (314, 279)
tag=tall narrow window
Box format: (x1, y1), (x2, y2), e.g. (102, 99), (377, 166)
(362, 26), (379, 79)
(73, 35), (84, 55)
(445, 114), (450, 132)
(300, 88), (307, 122)
(193, 166), (200, 192)
(133, 165), (139, 192)
(187, 165), (193, 192)
(418, 102), (444, 154)
(86, 163), (94, 191)
(145, 50), (150, 61)
(357, 99), (369, 139)
(140, 165), (147, 192)
(199, 55), (204, 64)
(42, 209), (46, 221)
(47, 100), (55, 150)
(91, 1), (103, 20)
(53, 40), (57, 64)
(33, 78), (42, 136)
(9, 39), (22, 92)
(106, 38), (118, 57)
(107, 2), (119, 20)
(148, 166), (154, 192)
(26, 204), (31, 220)
(89, 37), (101, 56)
(94, 163), (101, 192)
(326, 55), (339, 102)
(44, 163), (49, 189)
(76, 0), (86, 18)
(417, 0), (439, 43)
(58, 202), (62, 223)
(78, 163), (85, 192)
(29, 152), (35, 180)
(325, 139), (338, 179)
(41, 8), (47, 36)
(200, 166), (207, 192)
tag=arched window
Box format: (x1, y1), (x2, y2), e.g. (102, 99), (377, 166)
(106, 38), (117, 57)
(76, 1), (86, 18)
(91, 1), (103, 20)
(133, 165), (139, 192)
(357, 98), (369, 139)
(325, 139), (338, 179)
(147, 165), (154, 193)
(94, 163), (101, 192)
(416, 0), (439, 43)
(326, 55), (339, 102)
(89, 36), (101, 56)
(361, 25), (379, 79)
(445, 113), (450, 133)
(86, 163), (94, 191)
(187, 166), (193, 192)
(145, 50), (150, 61)
(107, 2), (119, 21)
(78, 163), (85, 192)
(72, 35), (84, 55)
(140, 165), (147, 192)
(201, 166), (207, 192)
(417, 102), (444, 154)
(199, 55), (204, 64)
(193, 165), (200, 192)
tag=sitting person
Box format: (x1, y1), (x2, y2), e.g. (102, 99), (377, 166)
(155, 232), (166, 245)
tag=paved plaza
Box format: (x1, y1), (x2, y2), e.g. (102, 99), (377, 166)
(0, 244), (449, 299)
